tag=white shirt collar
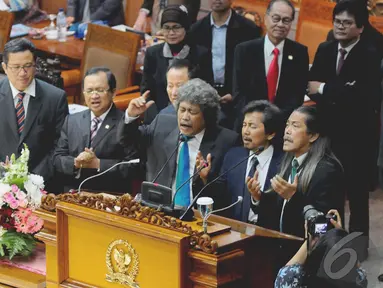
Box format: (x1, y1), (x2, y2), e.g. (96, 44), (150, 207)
(90, 103), (113, 122)
(293, 152), (308, 167)
(210, 9), (232, 28)
(265, 34), (285, 56)
(337, 38), (360, 54)
(193, 129), (205, 144)
(10, 79), (36, 99)
(249, 145), (274, 169)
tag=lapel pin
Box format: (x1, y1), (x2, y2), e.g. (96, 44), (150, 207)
(105, 124), (110, 129)
(288, 55), (293, 60)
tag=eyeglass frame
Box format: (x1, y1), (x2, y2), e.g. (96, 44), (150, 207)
(83, 88), (111, 96)
(161, 24), (184, 34)
(267, 13), (293, 25)
(333, 18), (355, 28)
(6, 63), (36, 74)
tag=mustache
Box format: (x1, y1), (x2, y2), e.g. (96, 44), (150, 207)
(284, 137), (293, 143)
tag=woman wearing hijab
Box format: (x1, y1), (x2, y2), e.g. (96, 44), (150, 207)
(141, 4), (212, 123)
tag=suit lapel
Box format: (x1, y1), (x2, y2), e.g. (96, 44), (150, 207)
(81, 110), (91, 149)
(91, 105), (117, 149)
(277, 39), (293, 98)
(237, 148), (251, 222)
(264, 149), (282, 191)
(0, 81), (19, 144)
(257, 38), (268, 100)
(164, 127), (180, 185)
(199, 127), (218, 161)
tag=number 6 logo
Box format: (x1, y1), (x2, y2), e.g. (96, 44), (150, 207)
(323, 232), (363, 279)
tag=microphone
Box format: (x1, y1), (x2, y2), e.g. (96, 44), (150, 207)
(78, 158), (140, 193)
(179, 146), (264, 220)
(151, 134), (185, 183)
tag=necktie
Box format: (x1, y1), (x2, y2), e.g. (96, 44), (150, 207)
(336, 48), (347, 75)
(15, 92), (26, 136)
(280, 159), (299, 231)
(90, 117), (101, 147)
(174, 135), (193, 207)
(267, 48), (279, 103)
(242, 156), (259, 222)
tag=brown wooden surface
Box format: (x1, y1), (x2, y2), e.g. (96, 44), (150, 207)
(0, 265), (45, 288)
(38, 0), (66, 15)
(0, 11), (14, 52)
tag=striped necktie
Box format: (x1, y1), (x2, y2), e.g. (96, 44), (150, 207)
(15, 92), (26, 136)
(90, 117), (101, 147)
(337, 48), (347, 75)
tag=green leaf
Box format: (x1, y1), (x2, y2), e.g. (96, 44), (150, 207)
(0, 231), (36, 260)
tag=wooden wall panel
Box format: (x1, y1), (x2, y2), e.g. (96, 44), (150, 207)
(38, 0), (67, 15)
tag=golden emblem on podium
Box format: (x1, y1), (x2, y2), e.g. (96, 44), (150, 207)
(106, 239), (140, 288)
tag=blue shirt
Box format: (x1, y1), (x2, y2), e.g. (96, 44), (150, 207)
(210, 10), (232, 85)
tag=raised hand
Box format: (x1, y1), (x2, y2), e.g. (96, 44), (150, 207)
(327, 209), (342, 229)
(270, 175), (298, 200)
(246, 170), (261, 201)
(196, 151), (211, 184)
(127, 91), (154, 117)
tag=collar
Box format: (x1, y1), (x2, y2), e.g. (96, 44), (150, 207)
(90, 103), (113, 122)
(264, 34), (285, 56)
(337, 38), (360, 54)
(249, 145), (274, 169)
(193, 129), (205, 144)
(163, 43), (190, 59)
(210, 9), (232, 28)
(10, 79), (36, 100)
(293, 152), (308, 167)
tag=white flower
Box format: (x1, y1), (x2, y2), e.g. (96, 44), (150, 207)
(28, 174), (45, 189)
(24, 175), (45, 207)
(0, 183), (11, 206)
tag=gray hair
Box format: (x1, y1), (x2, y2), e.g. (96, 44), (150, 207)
(175, 78), (221, 127)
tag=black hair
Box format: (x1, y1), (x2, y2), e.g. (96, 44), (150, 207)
(333, 0), (369, 28)
(242, 100), (282, 136)
(3, 38), (36, 64)
(167, 59), (196, 79)
(83, 66), (117, 91)
(266, 0), (295, 21)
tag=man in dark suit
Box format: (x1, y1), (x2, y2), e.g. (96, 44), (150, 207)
(189, 0), (261, 128)
(133, 0), (201, 33)
(0, 38), (68, 190)
(307, 0), (382, 260)
(118, 78), (238, 209)
(232, 0), (309, 131)
(248, 106), (344, 271)
(66, 0), (125, 26)
(54, 67), (137, 193)
(200, 100), (283, 223)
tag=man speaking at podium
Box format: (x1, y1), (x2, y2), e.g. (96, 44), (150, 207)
(118, 78), (238, 209)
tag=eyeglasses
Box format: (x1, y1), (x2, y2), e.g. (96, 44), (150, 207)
(333, 19), (355, 28)
(268, 14), (293, 25)
(6, 63), (35, 74)
(83, 88), (110, 96)
(162, 25), (184, 33)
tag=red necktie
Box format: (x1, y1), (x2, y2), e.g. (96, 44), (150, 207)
(267, 48), (279, 103)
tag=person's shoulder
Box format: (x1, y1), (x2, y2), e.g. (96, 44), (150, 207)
(156, 113), (177, 124)
(316, 154), (343, 175)
(147, 43), (164, 55)
(287, 38), (308, 51)
(226, 146), (246, 157)
(236, 37), (263, 51)
(35, 79), (66, 98)
(190, 13), (210, 31)
(275, 264), (304, 287)
(0, 77), (8, 90)
(233, 12), (260, 30)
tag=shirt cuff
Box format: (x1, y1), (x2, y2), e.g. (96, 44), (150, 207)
(124, 110), (139, 124)
(318, 83), (325, 94)
(251, 196), (260, 205)
(140, 8), (150, 16)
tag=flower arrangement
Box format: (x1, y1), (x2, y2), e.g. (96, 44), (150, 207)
(0, 145), (45, 259)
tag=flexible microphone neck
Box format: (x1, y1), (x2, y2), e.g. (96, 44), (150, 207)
(78, 159), (140, 193)
(204, 196), (243, 223)
(151, 134), (184, 183)
(179, 146), (264, 220)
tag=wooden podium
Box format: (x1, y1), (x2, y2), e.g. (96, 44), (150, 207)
(1, 193), (303, 288)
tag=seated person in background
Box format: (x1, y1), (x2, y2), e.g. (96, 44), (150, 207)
(1, 0), (46, 24)
(117, 78), (238, 209)
(248, 106), (344, 269)
(53, 67), (137, 194)
(275, 210), (367, 288)
(133, 0), (201, 34)
(66, 0), (125, 26)
(199, 100), (283, 223)
(141, 5), (212, 124)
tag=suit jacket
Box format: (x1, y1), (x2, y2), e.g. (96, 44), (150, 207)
(141, 42), (213, 113)
(189, 10), (261, 96)
(117, 114), (239, 208)
(0, 78), (68, 184)
(309, 41), (381, 189)
(233, 37), (309, 129)
(53, 105), (137, 193)
(214, 146), (282, 222)
(141, 0), (201, 23)
(67, 0), (125, 26)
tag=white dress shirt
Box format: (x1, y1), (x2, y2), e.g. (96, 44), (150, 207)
(246, 145), (274, 222)
(211, 10), (232, 84)
(171, 129), (205, 200)
(264, 34), (285, 91)
(317, 38), (360, 94)
(279, 152), (307, 232)
(10, 79), (36, 118)
(90, 103), (113, 135)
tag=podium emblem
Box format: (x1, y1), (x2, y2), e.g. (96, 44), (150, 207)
(106, 239), (140, 288)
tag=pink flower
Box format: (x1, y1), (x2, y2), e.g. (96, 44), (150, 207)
(11, 185), (19, 193)
(14, 207), (32, 221)
(15, 222), (30, 234)
(8, 199), (19, 209)
(3, 192), (16, 204)
(15, 190), (26, 201)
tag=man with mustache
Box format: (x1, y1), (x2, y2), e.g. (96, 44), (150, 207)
(232, 0), (309, 131)
(308, 0), (382, 261)
(117, 78), (238, 209)
(248, 106), (344, 270)
(199, 100), (283, 223)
